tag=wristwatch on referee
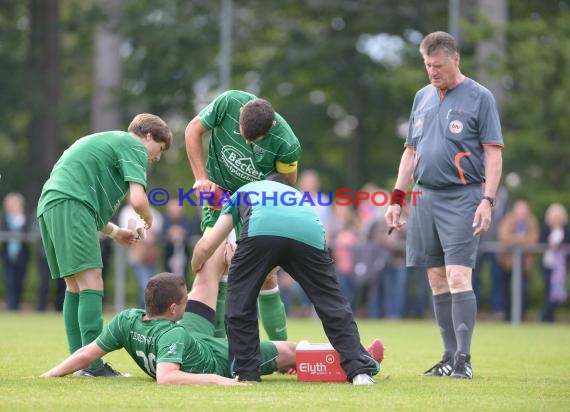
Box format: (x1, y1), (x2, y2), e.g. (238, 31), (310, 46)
(482, 196), (496, 208)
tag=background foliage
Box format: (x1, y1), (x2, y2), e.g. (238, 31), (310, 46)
(0, 0), (569, 217)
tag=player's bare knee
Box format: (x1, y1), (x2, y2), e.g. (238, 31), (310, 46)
(261, 268), (279, 290)
(447, 265), (472, 291)
(199, 243), (230, 281)
(448, 272), (471, 291)
(427, 269), (449, 294)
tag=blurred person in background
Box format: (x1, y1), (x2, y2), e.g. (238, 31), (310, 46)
(379, 211), (408, 319)
(162, 199), (199, 280)
(119, 204), (164, 309)
(354, 220), (389, 318)
(539, 203), (570, 322)
(1, 192), (30, 311)
(298, 169), (333, 238)
(472, 186), (508, 317)
(497, 199), (539, 321)
(330, 204), (361, 314)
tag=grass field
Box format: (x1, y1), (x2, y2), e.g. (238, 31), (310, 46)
(1, 312), (569, 412)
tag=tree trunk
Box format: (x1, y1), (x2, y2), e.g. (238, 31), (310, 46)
(476, 0), (508, 110)
(92, 0), (121, 132)
(28, 0), (61, 204)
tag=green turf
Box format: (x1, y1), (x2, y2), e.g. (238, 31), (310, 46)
(1, 312), (569, 411)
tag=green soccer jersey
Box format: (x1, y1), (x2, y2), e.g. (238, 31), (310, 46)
(37, 131), (148, 229)
(96, 309), (231, 379)
(199, 90), (301, 193)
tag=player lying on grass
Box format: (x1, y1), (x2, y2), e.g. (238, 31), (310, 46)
(42, 271), (384, 384)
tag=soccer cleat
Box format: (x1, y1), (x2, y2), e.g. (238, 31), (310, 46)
(275, 367), (297, 375)
(352, 373), (376, 385)
(366, 338), (385, 364)
(74, 363), (131, 377)
(423, 353), (454, 377)
(450, 352), (473, 379)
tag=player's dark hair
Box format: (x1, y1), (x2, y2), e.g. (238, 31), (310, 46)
(266, 173), (292, 186)
(240, 99), (275, 142)
(144, 272), (187, 316)
(128, 113), (173, 150)
(419, 31), (458, 58)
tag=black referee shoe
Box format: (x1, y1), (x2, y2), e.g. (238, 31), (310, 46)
(450, 352), (473, 379)
(423, 353), (454, 377)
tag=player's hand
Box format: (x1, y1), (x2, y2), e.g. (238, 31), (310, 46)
(115, 228), (137, 246)
(193, 178), (217, 202)
(222, 376), (249, 386)
(142, 213), (153, 230)
(384, 204), (406, 234)
(222, 241), (235, 275)
(472, 201), (492, 236)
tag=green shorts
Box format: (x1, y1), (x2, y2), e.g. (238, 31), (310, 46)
(179, 311), (279, 377)
(38, 199), (103, 279)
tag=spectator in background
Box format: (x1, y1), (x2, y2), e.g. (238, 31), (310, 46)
(162, 199), (200, 280)
(1, 192), (30, 310)
(539, 203), (570, 322)
(276, 268), (310, 317)
(119, 204), (164, 308)
(357, 183), (384, 230)
(298, 169), (333, 238)
(405, 266), (431, 318)
(472, 186), (509, 317)
(497, 199), (539, 321)
(379, 214), (407, 319)
(37, 235), (66, 311)
(354, 220), (390, 318)
(330, 204), (361, 313)
(283, 169), (335, 314)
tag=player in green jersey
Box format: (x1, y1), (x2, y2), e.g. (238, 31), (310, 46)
(37, 113), (172, 377)
(41, 271), (297, 385)
(185, 90), (301, 341)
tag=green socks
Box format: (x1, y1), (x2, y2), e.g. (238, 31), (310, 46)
(63, 291), (82, 354)
(215, 282), (288, 340)
(258, 287), (288, 340)
(78, 289), (104, 369)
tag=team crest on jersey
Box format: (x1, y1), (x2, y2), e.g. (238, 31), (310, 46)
(449, 119), (463, 134)
(167, 343), (178, 355)
(252, 145), (266, 160)
(221, 146), (264, 181)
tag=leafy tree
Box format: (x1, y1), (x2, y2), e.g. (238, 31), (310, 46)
(501, 8), (570, 213)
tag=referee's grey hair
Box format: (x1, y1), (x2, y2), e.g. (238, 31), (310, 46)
(419, 31), (458, 58)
